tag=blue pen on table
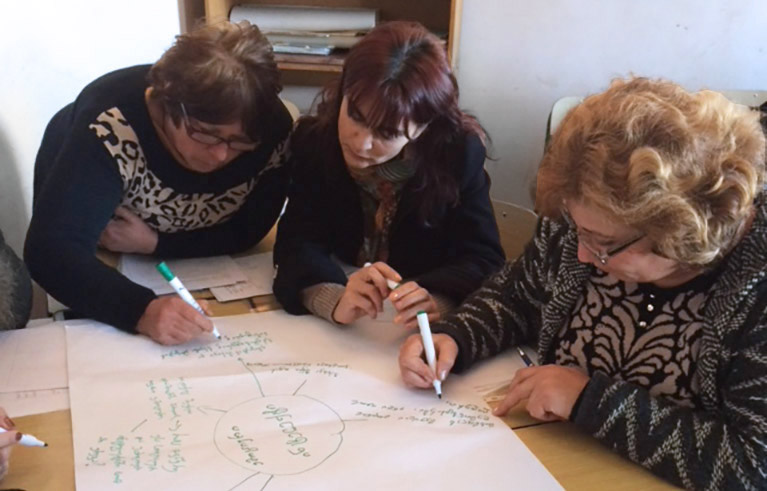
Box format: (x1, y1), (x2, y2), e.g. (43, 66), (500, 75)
(155, 262), (221, 340)
(0, 427), (47, 447)
(516, 346), (535, 367)
(363, 262), (400, 290)
(416, 310), (442, 399)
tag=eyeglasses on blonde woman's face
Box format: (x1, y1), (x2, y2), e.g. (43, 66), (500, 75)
(560, 208), (644, 265)
(564, 200), (683, 286)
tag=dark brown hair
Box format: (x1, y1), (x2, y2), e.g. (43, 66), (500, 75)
(311, 21), (484, 220)
(148, 21), (284, 143)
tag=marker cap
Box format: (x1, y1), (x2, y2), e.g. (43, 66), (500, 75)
(155, 262), (175, 282)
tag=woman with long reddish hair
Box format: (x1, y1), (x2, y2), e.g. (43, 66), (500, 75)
(274, 21), (504, 329)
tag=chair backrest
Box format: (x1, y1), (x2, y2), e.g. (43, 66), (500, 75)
(545, 90), (767, 147)
(280, 98), (301, 122)
(545, 96), (583, 146)
(492, 199), (538, 260)
(717, 90), (767, 108)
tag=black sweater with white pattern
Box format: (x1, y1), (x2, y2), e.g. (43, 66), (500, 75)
(435, 193), (767, 490)
(25, 65), (292, 332)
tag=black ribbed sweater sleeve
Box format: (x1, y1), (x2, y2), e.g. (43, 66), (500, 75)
(25, 111), (156, 332)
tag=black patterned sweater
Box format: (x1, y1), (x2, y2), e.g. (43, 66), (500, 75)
(435, 193), (767, 490)
(25, 65), (293, 332)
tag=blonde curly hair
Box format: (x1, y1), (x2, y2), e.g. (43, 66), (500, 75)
(537, 77), (766, 266)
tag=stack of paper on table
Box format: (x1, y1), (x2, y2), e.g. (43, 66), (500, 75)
(209, 252), (275, 302)
(119, 254), (249, 295)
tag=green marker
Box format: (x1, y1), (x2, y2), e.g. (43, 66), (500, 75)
(156, 262), (221, 340)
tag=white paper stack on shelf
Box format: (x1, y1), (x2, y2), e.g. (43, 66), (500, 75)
(230, 5), (377, 56)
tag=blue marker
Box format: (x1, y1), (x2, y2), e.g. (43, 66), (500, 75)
(156, 262), (221, 339)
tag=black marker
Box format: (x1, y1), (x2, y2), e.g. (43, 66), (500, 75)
(516, 346), (535, 367)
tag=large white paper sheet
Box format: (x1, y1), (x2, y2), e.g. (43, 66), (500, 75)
(210, 253), (275, 302)
(0, 325), (67, 392)
(67, 312), (561, 490)
(119, 255), (248, 295)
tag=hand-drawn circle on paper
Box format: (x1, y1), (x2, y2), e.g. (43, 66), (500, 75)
(214, 395), (345, 475)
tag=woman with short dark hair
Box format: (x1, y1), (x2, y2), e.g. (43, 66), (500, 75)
(273, 21), (504, 329)
(26, 22), (293, 345)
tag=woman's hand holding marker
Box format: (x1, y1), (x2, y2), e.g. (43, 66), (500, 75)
(334, 262), (439, 328)
(398, 332), (457, 391)
(333, 262), (401, 324)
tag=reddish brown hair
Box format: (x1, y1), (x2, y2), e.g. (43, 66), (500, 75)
(312, 21), (485, 220)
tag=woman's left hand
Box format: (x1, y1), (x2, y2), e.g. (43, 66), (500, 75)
(0, 406), (17, 482)
(493, 365), (589, 422)
(98, 206), (158, 254)
(389, 281), (439, 329)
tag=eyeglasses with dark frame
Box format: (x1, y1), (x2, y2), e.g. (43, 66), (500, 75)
(561, 208), (645, 265)
(179, 102), (259, 152)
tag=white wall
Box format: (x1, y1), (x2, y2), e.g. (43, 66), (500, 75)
(0, 1), (180, 253)
(456, 0), (767, 208)
(2, 1), (766, 251)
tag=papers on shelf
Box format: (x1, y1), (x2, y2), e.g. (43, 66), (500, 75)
(231, 5), (376, 57)
(267, 31), (363, 49)
(272, 43), (334, 56)
(119, 254), (248, 295)
(230, 5), (377, 33)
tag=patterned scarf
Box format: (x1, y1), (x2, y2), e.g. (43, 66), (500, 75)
(352, 158), (415, 266)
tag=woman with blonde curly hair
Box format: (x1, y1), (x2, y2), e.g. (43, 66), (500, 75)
(399, 77), (767, 489)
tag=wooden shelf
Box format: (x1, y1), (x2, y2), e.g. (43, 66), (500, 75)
(179, 0), (462, 85)
(275, 52), (345, 72)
